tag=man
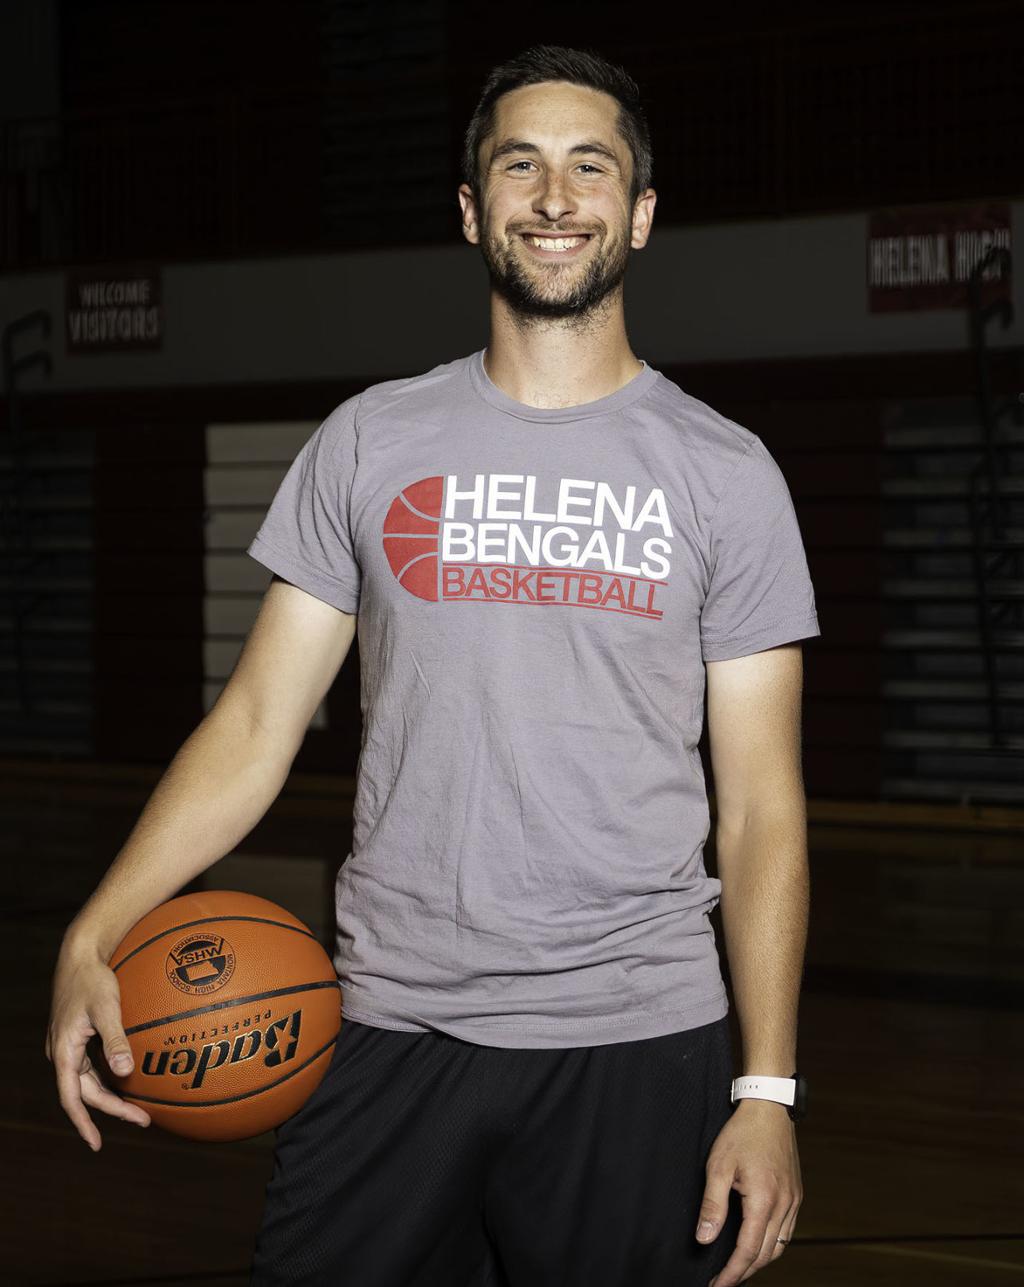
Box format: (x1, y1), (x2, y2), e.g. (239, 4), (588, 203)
(48, 42), (814, 1287)
(244, 42), (816, 1285)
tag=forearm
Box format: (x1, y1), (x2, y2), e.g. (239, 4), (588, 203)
(715, 810), (810, 1076)
(63, 704), (296, 965)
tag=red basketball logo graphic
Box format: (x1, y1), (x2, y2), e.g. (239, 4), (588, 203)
(382, 476), (444, 600)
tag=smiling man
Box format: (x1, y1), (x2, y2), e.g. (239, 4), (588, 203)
(43, 40), (820, 1287)
(239, 43), (819, 1287)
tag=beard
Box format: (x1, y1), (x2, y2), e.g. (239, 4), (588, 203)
(478, 217), (632, 328)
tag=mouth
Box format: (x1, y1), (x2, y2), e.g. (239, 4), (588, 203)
(518, 232), (593, 259)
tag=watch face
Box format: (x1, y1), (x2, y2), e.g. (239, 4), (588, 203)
(792, 1073), (808, 1121)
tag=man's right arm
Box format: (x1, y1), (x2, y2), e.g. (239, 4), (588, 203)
(47, 577), (357, 1149)
(64, 576), (357, 960)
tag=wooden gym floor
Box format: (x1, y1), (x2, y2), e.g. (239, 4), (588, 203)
(4, 761), (1022, 1286)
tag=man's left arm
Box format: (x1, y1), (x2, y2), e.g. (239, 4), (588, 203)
(696, 641), (808, 1286)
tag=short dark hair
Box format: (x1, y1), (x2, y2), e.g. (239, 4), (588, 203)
(461, 45), (653, 210)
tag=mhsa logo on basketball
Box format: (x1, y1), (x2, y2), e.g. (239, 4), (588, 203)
(383, 472), (673, 620)
(141, 1007), (303, 1090)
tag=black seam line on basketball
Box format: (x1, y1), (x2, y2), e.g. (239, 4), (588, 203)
(121, 1033), (338, 1108)
(110, 915), (317, 972)
(122, 980), (341, 1035)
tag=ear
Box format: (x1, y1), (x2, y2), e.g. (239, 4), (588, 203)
(458, 184), (482, 245)
(631, 188), (657, 250)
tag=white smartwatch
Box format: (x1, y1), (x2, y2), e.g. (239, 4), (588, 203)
(730, 1072), (807, 1121)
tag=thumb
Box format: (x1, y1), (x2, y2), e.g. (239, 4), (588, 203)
(105, 1038), (134, 1075)
(695, 1165), (733, 1243)
(97, 1007), (134, 1075)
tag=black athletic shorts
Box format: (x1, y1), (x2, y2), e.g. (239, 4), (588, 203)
(249, 1013), (744, 1286)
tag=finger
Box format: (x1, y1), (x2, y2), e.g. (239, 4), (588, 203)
(81, 1066), (151, 1128)
(695, 1161), (735, 1246)
(90, 991), (151, 1126)
(737, 1195), (796, 1282)
(708, 1193), (772, 1287)
(55, 1042), (152, 1151)
(92, 994), (136, 1078)
(54, 1044), (103, 1152)
(766, 1198), (800, 1265)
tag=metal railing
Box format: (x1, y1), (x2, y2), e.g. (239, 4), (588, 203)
(2, 310), (54, 727)
(965, 246), (1024, 750)
(0, 77), (454, 270)
(3, 2), (1023, 272)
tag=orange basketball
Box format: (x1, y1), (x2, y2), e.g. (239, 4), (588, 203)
(106, 889), (342, 1142)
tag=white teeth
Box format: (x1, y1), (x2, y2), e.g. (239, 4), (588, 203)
(527, 236), (586, 251)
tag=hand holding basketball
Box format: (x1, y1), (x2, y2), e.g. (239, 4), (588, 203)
(46, 942), (153, 1153)
(49, 891), (342, 1147)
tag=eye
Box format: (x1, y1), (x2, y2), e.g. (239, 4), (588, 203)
(506, 161), (604, 173)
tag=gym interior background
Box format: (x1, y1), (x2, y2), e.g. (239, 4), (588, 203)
(2, 1), (1021, 1283)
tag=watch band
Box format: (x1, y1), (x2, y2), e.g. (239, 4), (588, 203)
(730, 1074), (797, 1107)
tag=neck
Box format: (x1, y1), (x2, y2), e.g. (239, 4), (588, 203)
(483, 296), (643, 410)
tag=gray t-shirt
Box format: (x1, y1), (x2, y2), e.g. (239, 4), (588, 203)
(247, 349), (820, 1049)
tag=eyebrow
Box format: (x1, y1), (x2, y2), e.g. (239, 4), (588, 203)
(489, 138), (622, 168)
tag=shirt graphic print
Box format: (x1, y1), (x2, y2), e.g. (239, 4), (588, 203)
(384, 470), (673, 620)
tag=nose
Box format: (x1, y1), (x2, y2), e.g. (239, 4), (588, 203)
(532, 170), (576, 223)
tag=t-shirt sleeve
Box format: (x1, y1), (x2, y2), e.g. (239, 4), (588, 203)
(246, 394), (362, 614)
(699, 436), (820, 662)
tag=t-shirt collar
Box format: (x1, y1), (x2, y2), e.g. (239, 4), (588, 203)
(467, 348), (659, 423)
